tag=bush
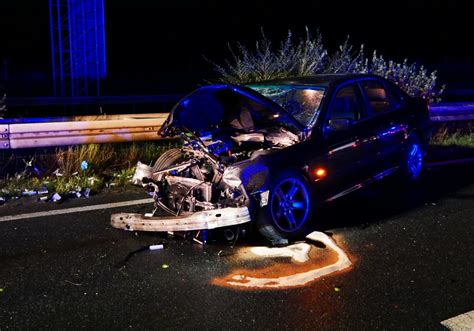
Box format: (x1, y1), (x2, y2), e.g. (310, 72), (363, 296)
(209, 28), (445, 102)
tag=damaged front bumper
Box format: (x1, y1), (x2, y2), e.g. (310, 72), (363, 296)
(110, 206), (251, 232)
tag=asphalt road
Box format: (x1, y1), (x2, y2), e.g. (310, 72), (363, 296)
(0, 164), (473, 330)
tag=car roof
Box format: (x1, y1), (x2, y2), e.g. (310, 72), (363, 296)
(247, 74), (382, 88)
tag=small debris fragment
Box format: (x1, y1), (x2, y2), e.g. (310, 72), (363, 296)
(334, 286), (341, 292)
(132, 161), (153, 185)
(50, 193), (62, 202)
(0, 197), (5, 205)
(0, 288), (3, 293)
(149, 244), (164, 251)
(22, 190), (38, 196)
(161, 264), (169, 269)
(52, 169), (63, 177)
(82, 188), (91, 198)
(37, 189), (48, 195)
(39, 196), (48, 202)
(81, 160), (89, 171)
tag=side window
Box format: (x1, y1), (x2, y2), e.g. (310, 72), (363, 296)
(329, 84), (363, 121)
(384, 82), (405, 109)
(361, 81), (394, 115)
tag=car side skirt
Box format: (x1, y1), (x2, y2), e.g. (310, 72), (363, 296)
(325, 166), (400, 202)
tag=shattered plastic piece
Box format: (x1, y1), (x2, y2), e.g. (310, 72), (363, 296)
(82, 188), (91, 198)
(39, 196), (48, 201)
(81, 160), (89, 171)
(37, 189), (48, 195)
(52, 169), (63, 177)
(132, 161), (153, 186)
(161, 264), (169, 269)
(51, 193), (62, 202)
(22, 190), (37, 196)
(75, 192), (82, 198)
(149, 244), (164, 250)
(259, 190), (269, 207)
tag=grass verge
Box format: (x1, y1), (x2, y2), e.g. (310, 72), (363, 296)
(0, 140), (180, 199)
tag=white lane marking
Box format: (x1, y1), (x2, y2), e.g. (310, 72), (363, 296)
(227, 231), (352, 288)
(0, 198), (154, 223)
(441, 310), (474, 330)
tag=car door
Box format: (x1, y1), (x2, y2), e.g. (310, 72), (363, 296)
(359, 79), (408, 173)
(320, 82), (378, 199)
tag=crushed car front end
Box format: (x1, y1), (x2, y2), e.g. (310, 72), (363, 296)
(111, 84), (313, 233)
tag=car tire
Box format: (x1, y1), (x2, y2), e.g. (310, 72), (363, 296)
(152, 148), (185, 172)
(400, 134), (424, 182)
(257, 170), (316, 242)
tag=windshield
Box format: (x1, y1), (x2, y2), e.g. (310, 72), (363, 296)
(161, 85), (303, 136)
(248, 85), (325, 127)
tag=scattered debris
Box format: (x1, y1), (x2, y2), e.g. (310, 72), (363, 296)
(161, 264), (170, 269)
(82, 188), (91, 198)
(22, 190), (37, 197)
(0, 197), (5, 205)
(64, 280), (82, 286)
(80, 160), (89, 171)
(52, 169), (63, 177)
(39, 196), (48, 202)
(149, 244), (164, 250)
(131, 161), (153, 185)
(50, 193), (62, 203)
(334, 286), (341, 292)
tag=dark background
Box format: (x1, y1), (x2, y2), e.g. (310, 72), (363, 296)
(1, 0), (473, 96)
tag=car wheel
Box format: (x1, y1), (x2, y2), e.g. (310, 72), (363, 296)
(152, 148), (185, 172)
(257, 170), (315, 242)
(401, 134), (424, 181)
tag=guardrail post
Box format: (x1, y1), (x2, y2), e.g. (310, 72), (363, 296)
(0, 125), (9, 150)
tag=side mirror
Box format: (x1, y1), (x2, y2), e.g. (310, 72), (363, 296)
(328, 118), (353, 131)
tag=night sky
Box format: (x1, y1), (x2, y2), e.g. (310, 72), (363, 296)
(1, 0), (474, 96)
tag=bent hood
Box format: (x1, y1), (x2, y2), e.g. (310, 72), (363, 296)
(159, 84), (304, 136)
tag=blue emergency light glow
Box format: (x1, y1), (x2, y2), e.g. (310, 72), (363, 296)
(49, 0), (106, 96)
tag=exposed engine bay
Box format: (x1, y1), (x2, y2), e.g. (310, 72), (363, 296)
(146, 125), (299, 217)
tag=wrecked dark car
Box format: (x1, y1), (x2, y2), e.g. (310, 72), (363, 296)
(112, 74), (431, 241)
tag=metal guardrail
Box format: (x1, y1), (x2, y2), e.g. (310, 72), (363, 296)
(0, 113), (168, 150)
(429, 102), (474, 122)
(0, 101), (472, 150)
